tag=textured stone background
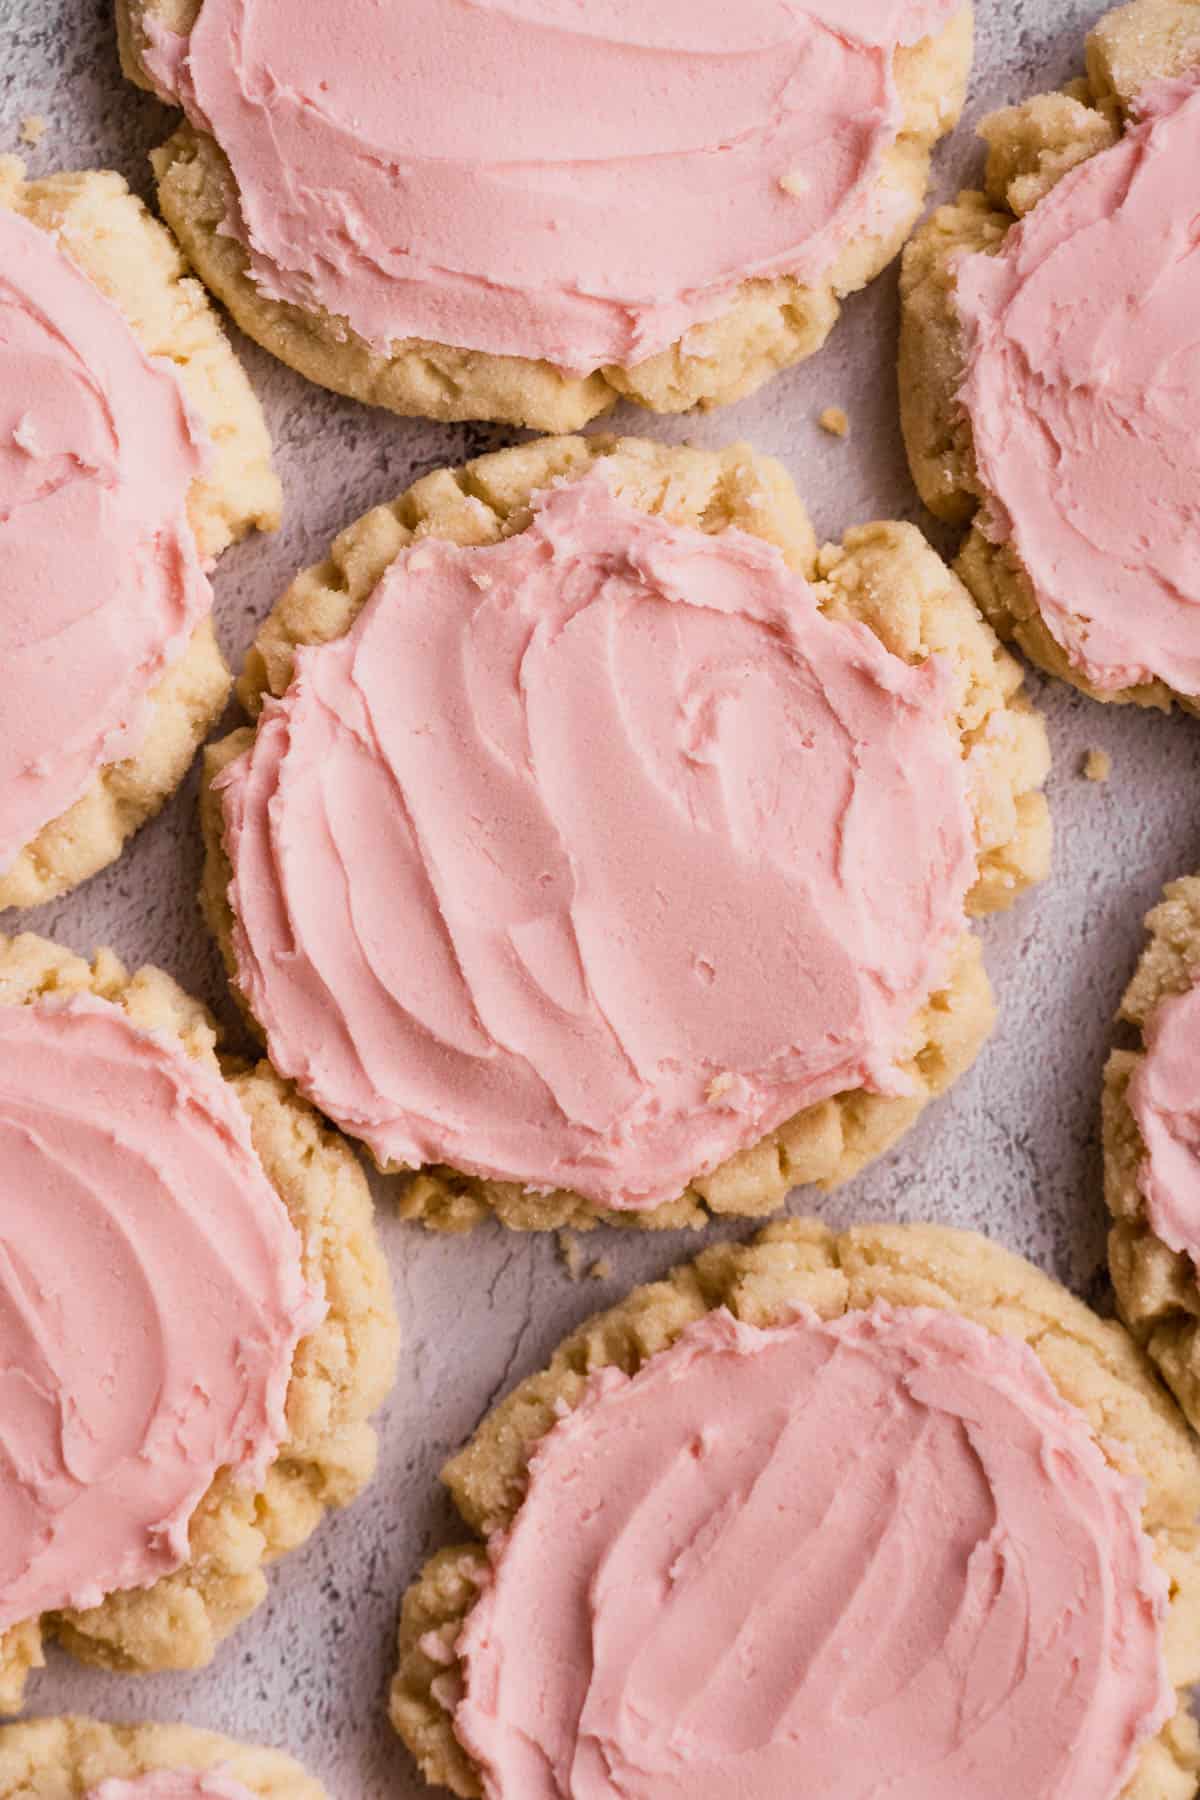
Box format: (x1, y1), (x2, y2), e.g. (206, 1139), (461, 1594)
(5, 2), (1200, 1792)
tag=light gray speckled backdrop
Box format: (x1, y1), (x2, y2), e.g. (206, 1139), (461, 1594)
(4, 3), (1200, 1793)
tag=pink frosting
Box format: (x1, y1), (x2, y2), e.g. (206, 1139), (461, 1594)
(1129, 978), (1200, 1264)
(0, 204), (211, 878)
(956, 75), (1200, 695)
(144, 0), (959, 374)
(455, 1304), (1171, 1800)
(0, 996), (324, 1631)
(90, 1776), (257, 1800)
(217, 475), (977, 1211)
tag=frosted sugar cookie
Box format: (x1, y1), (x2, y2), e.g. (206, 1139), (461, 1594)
(0, 934), (398, 1713)
(117, 0), (972, 430)
(391, 1219), (1200, 1800)
(0, 1717), (324, 1799)
(1104, 875), (1200, 1437)
(200, 436), (1051, 1232)
(899, 0), (1200, 709)
(0, 159), (280, 910)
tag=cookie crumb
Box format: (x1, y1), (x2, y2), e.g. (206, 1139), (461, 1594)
(588, 1257), (613, 1281)
(19, 115), (47, 147)
(778, 169), (811, 197)
(706, 1071), (734, 1103)
(556, 1229), (586, 1281)
(406, 546), (436, 573)
(1083, 748), (1111, 783)
(819, 406), (850, 438)
(470, 570), (493, 591)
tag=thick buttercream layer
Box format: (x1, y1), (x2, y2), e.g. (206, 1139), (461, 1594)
(454, 1304), (1171, 1800)
(957, 75), (1200, 695)
(90, 1776), (256, 1800)
(1130, 979), (1200, 1265)
(0, 204), (211, 875)
(145, 0), (958, 373)
(0, 996), (323, 1631)
(217, 475), (976, 1210)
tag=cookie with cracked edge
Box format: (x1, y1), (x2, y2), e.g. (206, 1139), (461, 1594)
(390, 1218), (1200, 1799)
(898, 0), (1200, 710)
(0, 932), (399, 1714)
(115, 0), (972, 430)
(199, 432), (1051, 1232)
(0, 157), (280, 910)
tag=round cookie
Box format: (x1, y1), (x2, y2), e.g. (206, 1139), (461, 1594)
(0, 157), (280, 911)
(0, 1717), (324, 1799)
(116, 0), (973, 431)
(390, 1218), (1200, 1800)
(898, 0), (1200, 710)
(1104, 876), (1200, 1437)
(0, 932), (398, 1714)
(198, 434), (1051, 1233)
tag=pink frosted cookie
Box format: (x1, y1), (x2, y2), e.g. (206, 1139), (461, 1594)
(392, 1220), (1200, 1799)
(199, 436), (1051, 1232)
(899, 0), (1200, 710)
(0, 158), (279, 910)
(0, 1717), (325, 1799)
(0, 934), (398, 1714)
(1105, 875), (1200, 1438)
(117, 0), (972, 429)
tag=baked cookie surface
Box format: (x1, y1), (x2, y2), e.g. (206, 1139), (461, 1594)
(0, 933), (398, 1714)
(899, 0), (1200, 710)
(0, 159), (280, 912)
(117, 0), (972, 429)
(0, 1717), (324, 1798)
(391, 1219), (1200, 1800)
(1105, 876), (1200, 1437)
(199, 435), (1050, 1232)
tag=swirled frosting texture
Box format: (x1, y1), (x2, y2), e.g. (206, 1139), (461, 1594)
(957, 75), (1200, 696)
(0, 996), (323, 1631)
(145, 0), (958, 373)
(1130, 980), (1200, 1265)
(217, 476), (977, 1210)
(91, 1777), (256, 1800)
(454, 1304), (1171, 1800)
(0, 205), (211, 876)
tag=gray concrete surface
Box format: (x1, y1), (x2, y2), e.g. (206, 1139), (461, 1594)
(4, 2), (1200, 1791)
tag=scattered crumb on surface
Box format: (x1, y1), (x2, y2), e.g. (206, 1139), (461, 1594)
(778, 169), (811, 197)
(20, 115), (47, 146)
(1083, 748), (1112, 784)
(706, 1071), (734, 1104)
(556, 1230), (586, 1282)
(588, 1257), (613, 1281)
(818, 406), (850, 438)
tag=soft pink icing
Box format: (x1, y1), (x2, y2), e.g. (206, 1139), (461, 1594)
(956, 75), (1200, 695)
(144, 0), (959, 375)
(455, 1304), (1171, 1800)
(1129, 978), (1200, 1264)
(217, 475), (977, 1211)
(0, 996), (324, 1631)
(0, 205), (211, 878)
(90, 1775), (256, 1800)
